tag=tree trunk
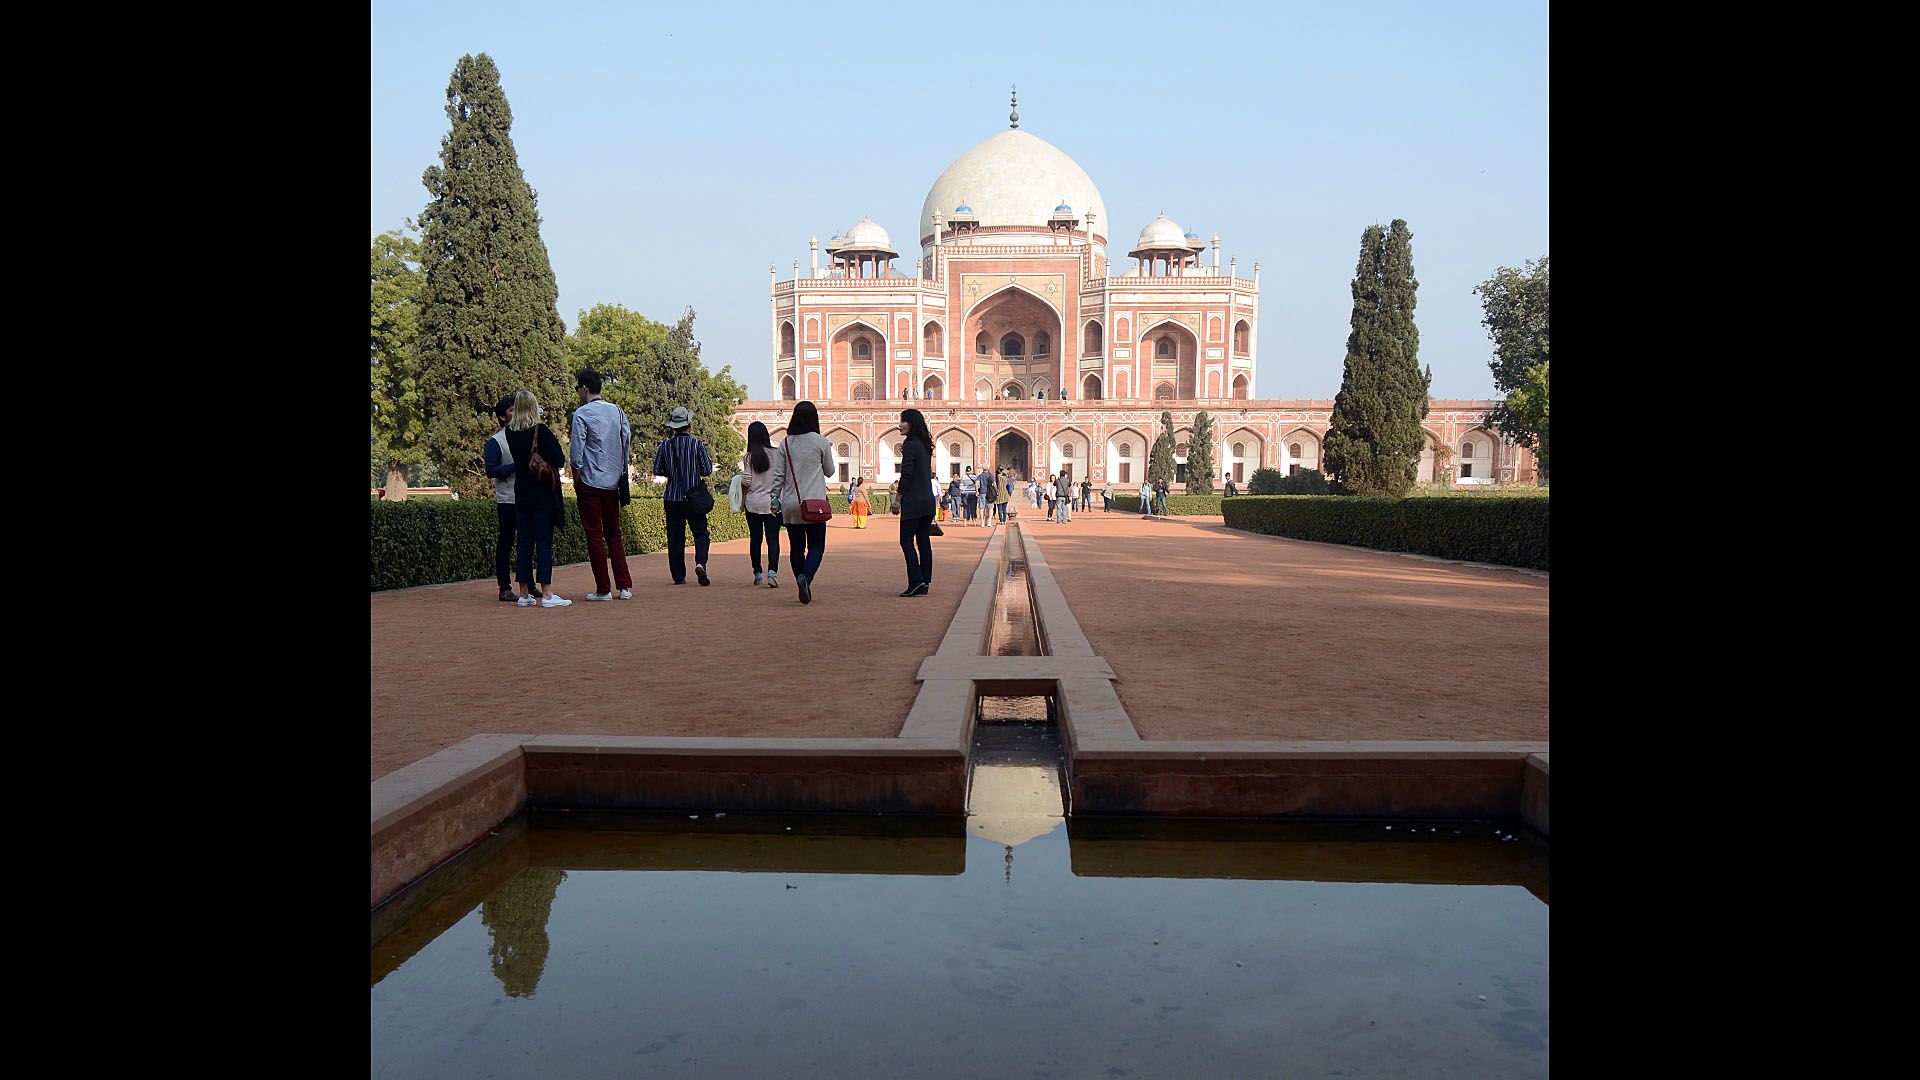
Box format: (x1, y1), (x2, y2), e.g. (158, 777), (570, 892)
(383, 461), (409, 501)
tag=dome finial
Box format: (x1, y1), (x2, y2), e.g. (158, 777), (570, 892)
(1009, 84), (1019, 129)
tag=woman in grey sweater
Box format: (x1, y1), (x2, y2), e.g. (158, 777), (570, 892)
(769, 400), (837, 604)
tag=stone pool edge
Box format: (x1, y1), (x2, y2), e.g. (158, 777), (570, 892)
(372, 524), (1550, 911)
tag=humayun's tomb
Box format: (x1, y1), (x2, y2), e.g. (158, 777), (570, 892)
(731, 98), (1538, 491)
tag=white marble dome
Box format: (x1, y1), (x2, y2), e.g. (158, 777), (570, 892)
(1132, 212), (1190, 252)
(841, 215), (895, 252)
(920, 129), (1108, 242)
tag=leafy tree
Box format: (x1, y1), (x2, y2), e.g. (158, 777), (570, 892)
(565, 304), (746, 485)
(371, 224), (426, 500)
(1506, 361), (1548, 473)
(1248, 466), (1330, 495)
(1247, 466), (1286, 494)
(1148, 411), (1176, 487)
(416, 53), (571, 499)
(1324, 220), (1431, 496)
(1187, 410), (1215, 494)
(1475, 257), (1549, 459)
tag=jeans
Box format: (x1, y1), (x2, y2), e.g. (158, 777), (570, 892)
(997, 501), (1008, 523)
(495, 503), (517, 589)
(514, 505), (555, 585)
(1140, 496), (1151, 516)
(1055, 497), (1068, 523)
(747, 511), (781, 573)
(576, 483), (633, 594)
(785, 521), (826, 579)
(1102, 495), (1111, 512)
(964, 493), (977, 520)
(1156, 493), (1168, 515)
(900, 513), (933, 587)
(664, 498), (710, 582)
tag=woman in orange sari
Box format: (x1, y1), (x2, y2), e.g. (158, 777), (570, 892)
(849, 476), (870, 528)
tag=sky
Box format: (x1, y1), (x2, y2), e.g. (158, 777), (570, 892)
(371, 0), (1547, 402)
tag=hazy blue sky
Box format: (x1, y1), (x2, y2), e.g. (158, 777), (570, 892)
(372, 0), (1547, 401)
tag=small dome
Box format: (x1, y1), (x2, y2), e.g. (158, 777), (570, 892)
(954, 203), (974, 214)
(1056, 202), (1073, 212)
(843, 215), (893, 251)
(1130, 212), (1190, 256)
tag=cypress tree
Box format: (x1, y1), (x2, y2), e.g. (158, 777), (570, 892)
(1148, 410), (1177, 488)
(417, 53), (571, 498)
(1187, 410), (1215, 494)
(1324, 219), (1431, 496)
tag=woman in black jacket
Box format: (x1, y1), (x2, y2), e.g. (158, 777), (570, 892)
(505, 390), (571, 607)
(895, 409), (937, 597)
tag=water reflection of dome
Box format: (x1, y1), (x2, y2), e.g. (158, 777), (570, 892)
(968, 764), (1064, 848)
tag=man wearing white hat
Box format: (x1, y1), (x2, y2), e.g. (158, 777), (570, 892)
(650, 406), (716, 585)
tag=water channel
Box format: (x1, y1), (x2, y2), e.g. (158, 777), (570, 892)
(371, 526), (1548, 1076)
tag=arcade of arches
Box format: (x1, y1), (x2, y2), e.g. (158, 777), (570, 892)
(732, 403), (1538, 490)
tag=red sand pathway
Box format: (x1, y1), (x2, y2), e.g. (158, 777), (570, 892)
(1025, 511), (1548, 742)
(371, 517), (993, 780)
(372, 508), (1548, 781)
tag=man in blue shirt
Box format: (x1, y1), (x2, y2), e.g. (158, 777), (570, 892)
(569, 370), (634, 601)
(651, 406), (715, 585)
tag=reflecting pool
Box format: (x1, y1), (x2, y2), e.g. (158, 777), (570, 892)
(372, 806), (1547, 1078)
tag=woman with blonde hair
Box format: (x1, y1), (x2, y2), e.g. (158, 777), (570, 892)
(505, 390), (570, 607)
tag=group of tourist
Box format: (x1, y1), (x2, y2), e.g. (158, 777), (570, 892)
(488, 378), (1247, 608)
(486, 370), (719, 607)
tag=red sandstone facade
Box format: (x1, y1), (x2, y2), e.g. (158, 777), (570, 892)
(734, 111), (1536, 490)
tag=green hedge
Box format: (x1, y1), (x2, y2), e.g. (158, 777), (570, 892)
(1110, 494), (1225, 515)
(1221, 495), (1548, 570)
(371, 490), (900, 590)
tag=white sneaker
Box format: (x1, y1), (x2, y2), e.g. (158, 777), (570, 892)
(541, 593), (572, 607)
(516, 595), (537, 606)
(586, 592), (614, 601)
(617, 589), (633, 600)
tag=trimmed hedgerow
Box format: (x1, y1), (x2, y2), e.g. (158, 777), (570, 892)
(371, 490), (898, 590)
(1222, 495), (1548, 570)
(1110, 494), (1225, 515)
(372, 497), (750, 591)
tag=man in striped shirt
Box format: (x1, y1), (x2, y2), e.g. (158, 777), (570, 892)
(651, 406), (715, 585)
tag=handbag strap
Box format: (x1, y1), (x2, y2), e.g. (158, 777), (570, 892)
(781, 438), (796, 502)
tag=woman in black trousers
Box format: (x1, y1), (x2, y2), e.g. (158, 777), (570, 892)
(895, 409), (937, 597)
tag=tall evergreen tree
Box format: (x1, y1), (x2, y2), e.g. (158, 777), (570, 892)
(1187, 410), (1216, 494)
(1475, 257), (1549, 462)
(371, 224), (426, 500)
(416, 53), (571, 498)
(1324, 219), (1431, 496)
(1148, 410), (1177, 487)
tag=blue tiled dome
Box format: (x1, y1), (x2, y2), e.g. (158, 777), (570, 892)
(1056, 202), (1073, 212)
(954, 203), (973, 213)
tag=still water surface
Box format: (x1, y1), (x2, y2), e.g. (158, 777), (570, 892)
(372, 812), (1547, 1078)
